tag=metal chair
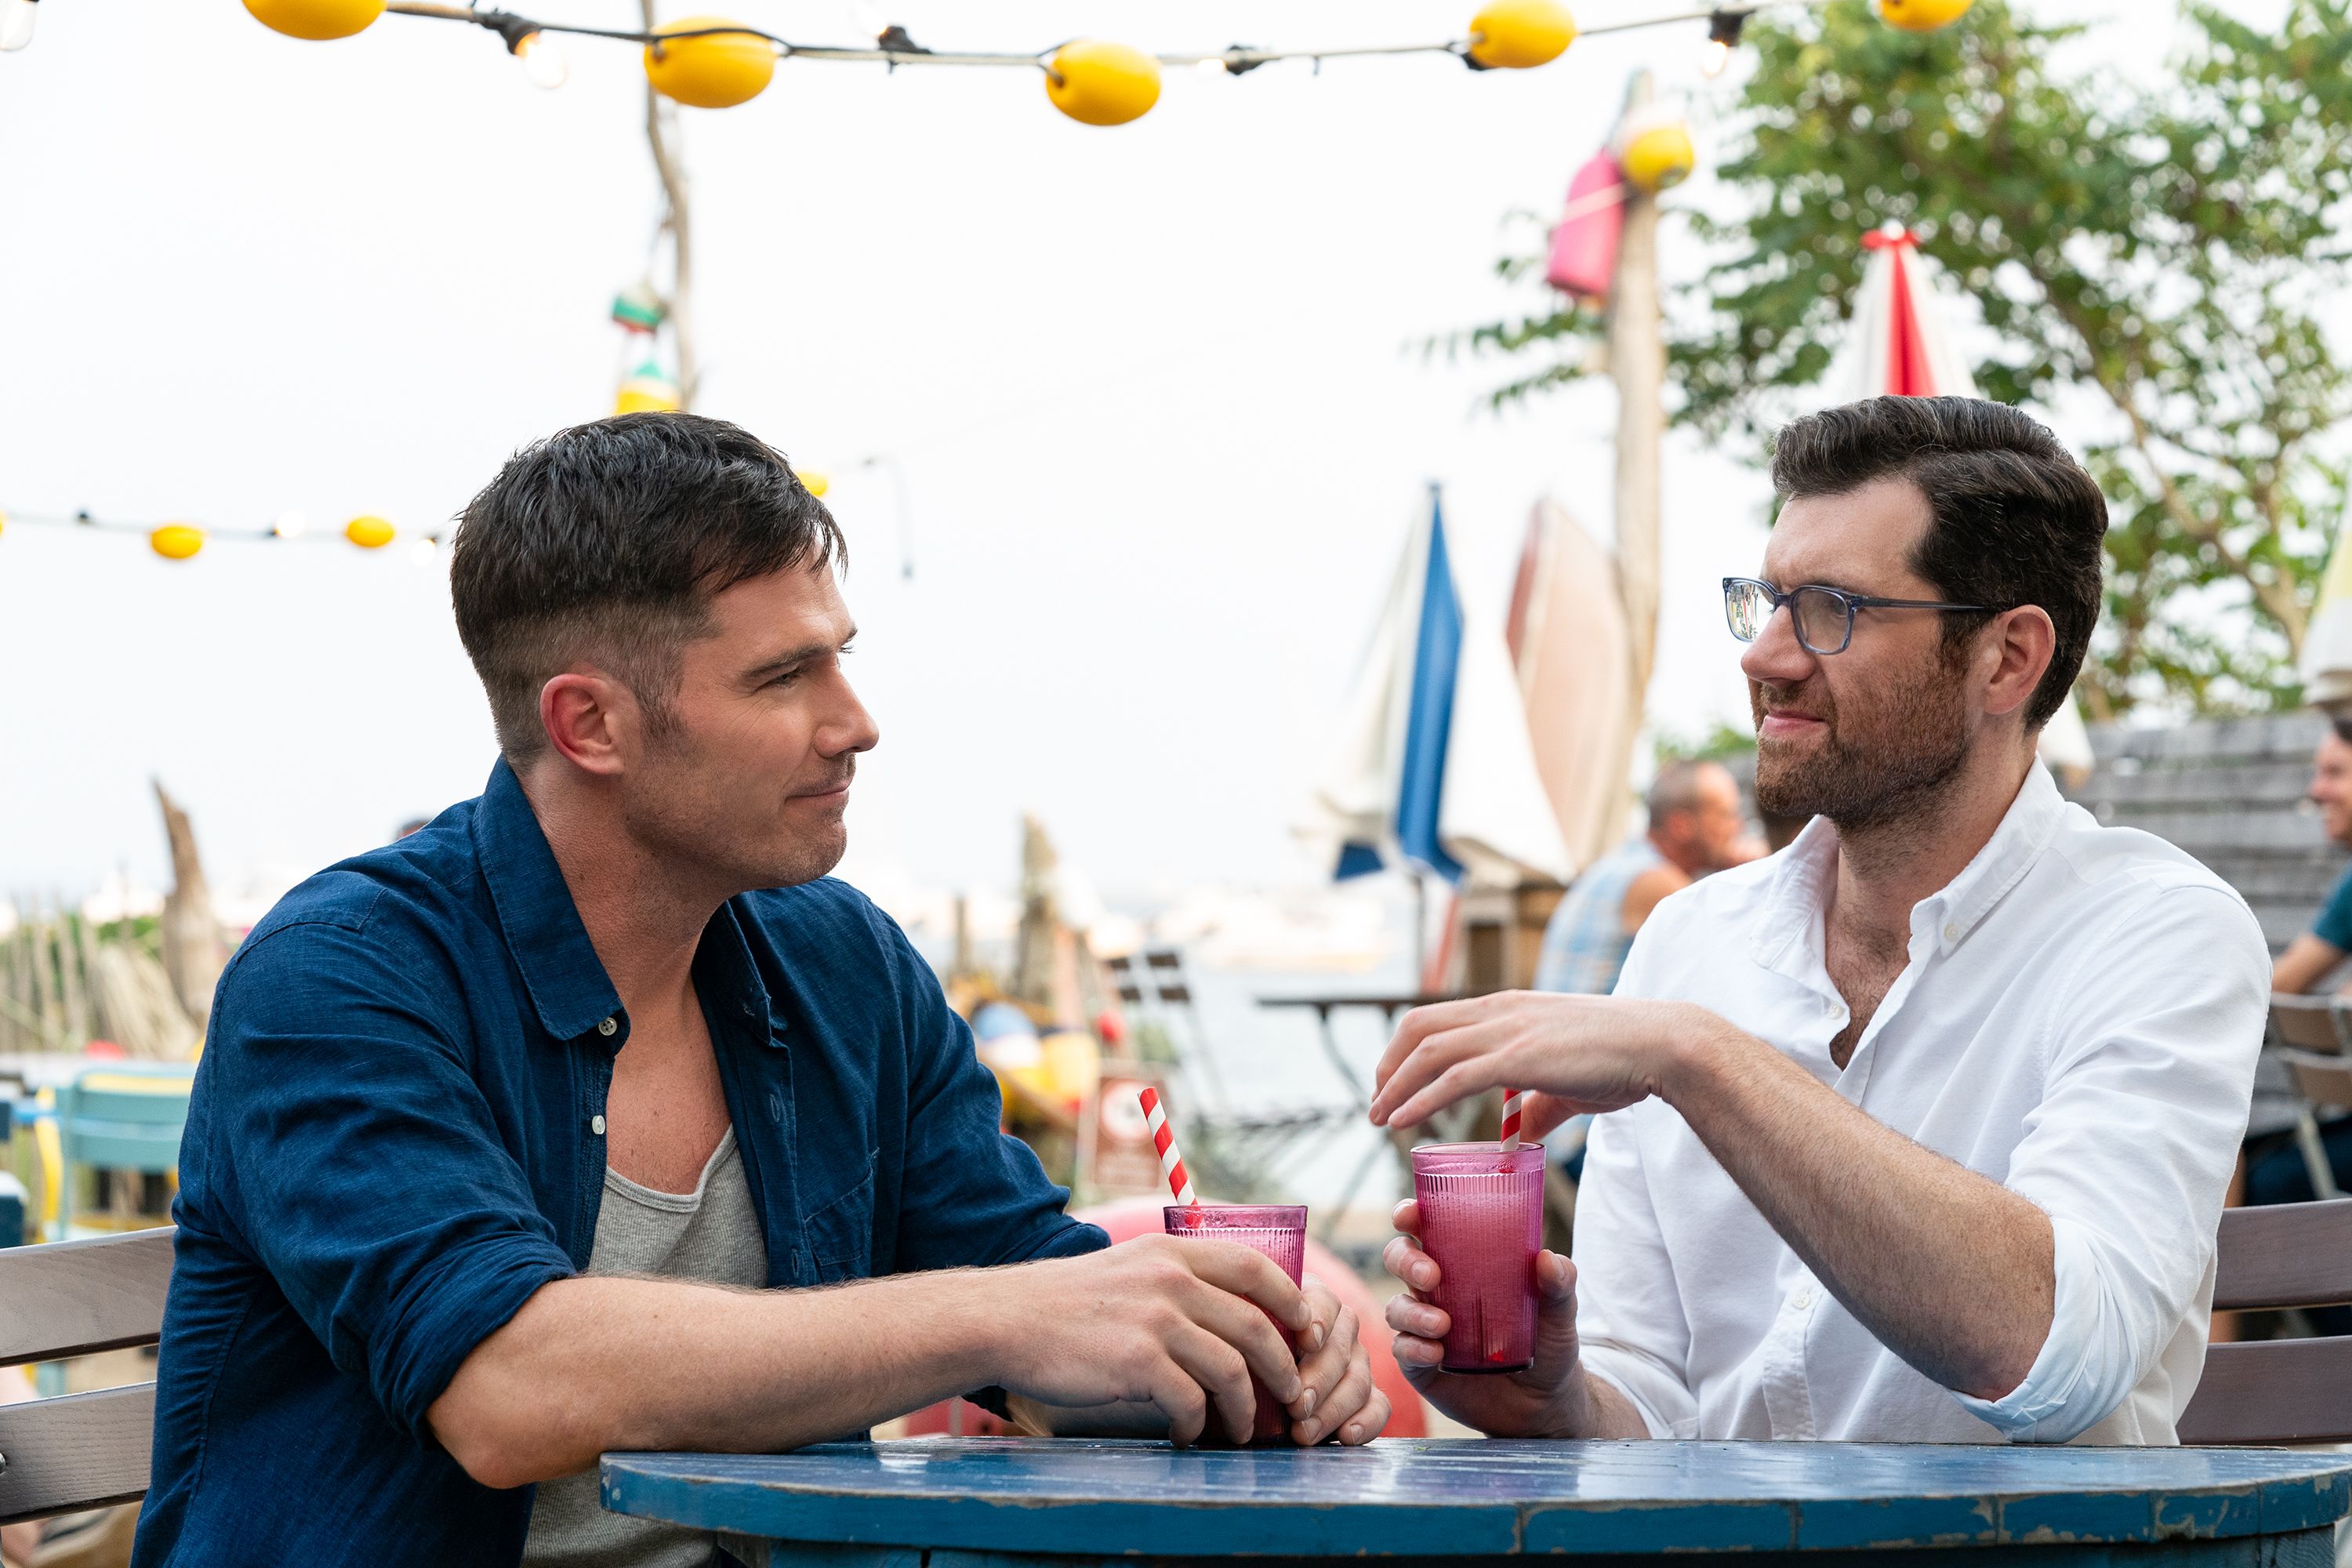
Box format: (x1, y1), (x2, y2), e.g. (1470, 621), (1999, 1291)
(2179, 1198), (2352, 1443)
(2264, 995), (2348, 1200)
(0, 1227), (174, 1526)
(53, 1067), (193, 1242)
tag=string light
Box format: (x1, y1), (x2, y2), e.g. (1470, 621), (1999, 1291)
(220, 0), (1969, 128)
(510, 27), (566, 89)
(1701, 9), (1750, 78)
(2, 506), (445, 564)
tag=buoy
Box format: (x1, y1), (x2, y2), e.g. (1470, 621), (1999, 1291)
(344, 515), (396, 550)
(1878, 0), (1973, 31)
(243, 0), (385, 41)
(644, 16), (775, 109)
(1044, 41), (1161, 126)
(1466, 0), (1577, 69)
(1617, 106), (1695, 193)
(150, 524), (205, 561)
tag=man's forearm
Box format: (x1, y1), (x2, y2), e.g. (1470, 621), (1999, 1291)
(430, 1268), (1008, 1488)
(1547, 1367), (1653, 1439)
(1661, 1011), (2054, 1400)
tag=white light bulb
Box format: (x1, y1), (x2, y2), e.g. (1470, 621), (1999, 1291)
(271, 511), (310, 539)
(1700, 38), (1732, 78)
(410, 537), (441, 568)
(514, 31), (568, 89)
(1193, 56), (1229, 76)
(0, 0), (38, 53)
(849, 0), (884, 38)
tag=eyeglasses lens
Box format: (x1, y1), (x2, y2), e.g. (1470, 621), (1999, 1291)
(1725, 581), (1769, 641)
(1792, 588), (1852, 653)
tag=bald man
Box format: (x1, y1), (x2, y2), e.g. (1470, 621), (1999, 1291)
(1536, 760), (1760, 999)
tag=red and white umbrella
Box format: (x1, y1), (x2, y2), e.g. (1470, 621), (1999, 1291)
(1842, 223), (1980, 401)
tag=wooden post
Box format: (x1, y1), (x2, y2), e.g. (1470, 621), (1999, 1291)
(75, 912), (109, 1046)
(27, 899), (59, 1045)
(641, 0), (699, 410)
(1610, 71), (1665, 752)
(154, 782), (223, 1030)
(53, 903), (89, 1050)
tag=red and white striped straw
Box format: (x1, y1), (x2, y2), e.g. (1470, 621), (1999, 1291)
(1138, 1087), (1198, 1207)
(1500, 1087), (1525, 1153)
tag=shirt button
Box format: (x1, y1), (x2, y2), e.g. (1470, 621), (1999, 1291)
(590, 1115), (606, 1135)
(1943, 923), (1960, 942)
(1791, 1287), (1814, 1310)
(597, 1016), (618, 1037)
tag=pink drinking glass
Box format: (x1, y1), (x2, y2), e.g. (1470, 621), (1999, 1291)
(1410, 1143), (1544, 1374)
(1162, 1203), (1308, 1443)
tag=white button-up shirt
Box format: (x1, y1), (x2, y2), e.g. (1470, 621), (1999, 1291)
(1577, 763), (2268, 1444)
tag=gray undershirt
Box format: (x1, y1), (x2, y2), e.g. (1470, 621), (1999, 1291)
(522, 1130), (768, 1568)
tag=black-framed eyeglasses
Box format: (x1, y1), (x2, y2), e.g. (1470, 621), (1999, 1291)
(1722, 576), (1994, 656)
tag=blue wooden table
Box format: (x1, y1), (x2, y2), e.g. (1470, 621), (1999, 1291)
(601, 1437), (2352, 1568)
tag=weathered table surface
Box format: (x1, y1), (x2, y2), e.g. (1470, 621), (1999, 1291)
(601, 1436), (2352, 1568)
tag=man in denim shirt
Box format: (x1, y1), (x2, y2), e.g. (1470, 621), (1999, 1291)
(133, 416), (1386, 1566)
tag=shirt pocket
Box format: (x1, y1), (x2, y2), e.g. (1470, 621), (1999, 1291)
(803, 1149), (877, 1283)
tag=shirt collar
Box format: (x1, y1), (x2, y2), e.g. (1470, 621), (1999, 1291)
(1751, 762), (2068, 967)
(472, 758), (625, 1043)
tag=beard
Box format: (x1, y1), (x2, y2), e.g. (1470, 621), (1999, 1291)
(622, 728), (855, 895)
(1751, 644), (1973, 829)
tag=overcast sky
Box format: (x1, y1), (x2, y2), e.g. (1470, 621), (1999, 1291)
(0, 0), (2235, 911)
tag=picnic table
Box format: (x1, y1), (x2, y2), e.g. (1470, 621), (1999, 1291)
(599, 1436), (2352, 1568)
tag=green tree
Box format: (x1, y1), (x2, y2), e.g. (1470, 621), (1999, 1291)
(1461, 0), (2352, 718)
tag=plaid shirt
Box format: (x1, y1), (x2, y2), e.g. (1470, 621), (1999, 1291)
(1535, 839), (1666, 996)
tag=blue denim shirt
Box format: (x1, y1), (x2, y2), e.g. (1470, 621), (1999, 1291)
(132, 760), (1105, 1566)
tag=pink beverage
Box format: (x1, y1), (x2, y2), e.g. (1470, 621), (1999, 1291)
(1162, 1203), (1308, 1444)
(1412, 1143), (1544, 1374)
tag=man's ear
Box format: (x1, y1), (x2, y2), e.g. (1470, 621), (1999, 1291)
(1980, 606), (2057, 721)
(539, 670), (638, 777)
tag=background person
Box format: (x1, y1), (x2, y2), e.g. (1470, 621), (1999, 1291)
(1534, 760), (1761, 999)
(1373, 396), (2266, 1446)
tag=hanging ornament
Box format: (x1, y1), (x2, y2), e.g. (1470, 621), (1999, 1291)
(344, 514), (395, 549)
(242, 0), (386, 42)
(150, 524), (205, 561)
(1878, 0), (1973, 30)
(611, 282), (666, 335)
(1616, 103), (1695, 193)
(1044, 41), (1161, 126)
(615, 361), (683, 416)
(1465, 0), (1577, 69)
(799, 470), (830, 499)
(644, 16), (775, 108)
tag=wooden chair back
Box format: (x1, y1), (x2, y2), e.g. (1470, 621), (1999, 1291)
(0, 1227), (174, 1525)
(2179, 1200), (2352, 1444)
(2268, 994), (2349, 1053)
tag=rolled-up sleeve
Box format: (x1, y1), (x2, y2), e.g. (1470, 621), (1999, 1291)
(210, 921), (576, 1443)
(1950, 883), (2267, 1442)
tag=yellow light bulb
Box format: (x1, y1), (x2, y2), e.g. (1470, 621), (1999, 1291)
(1466, 0), (1577, 70)
(1878, 0), (1974, 31)
(800, 470), (830, 499)
(242, 0), (386, 42)
(644, 16), (775, 108)
(1045, 41), (1162, 127)
(150, 524), (205, 561)
(344, 514), (396, 549)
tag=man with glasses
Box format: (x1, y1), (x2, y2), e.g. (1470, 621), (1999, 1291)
(1371, 396), (2267, 1446)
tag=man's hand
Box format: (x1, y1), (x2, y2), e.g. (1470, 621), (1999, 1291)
(1288, 1273), (1391, 1446)
(1367, 993), (1702, 1133)
(980, 1234), (1310, 1446)
(1381, 1200), (1643, 1439)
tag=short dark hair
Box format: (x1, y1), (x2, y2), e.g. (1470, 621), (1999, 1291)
(1768, 397), (2107, 731)
(449, 412), (843, 760)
